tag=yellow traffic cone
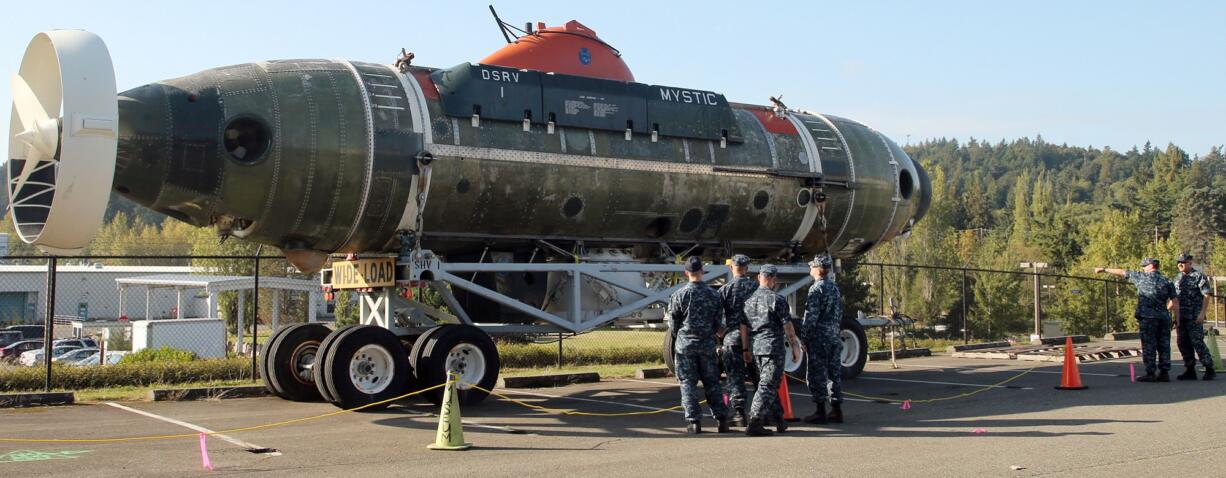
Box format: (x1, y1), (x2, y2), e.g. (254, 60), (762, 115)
(427, 373), (472, 451)
(1207, 327), (1224, 370)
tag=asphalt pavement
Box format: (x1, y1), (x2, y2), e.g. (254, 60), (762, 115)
(1, 346), (1224, 477)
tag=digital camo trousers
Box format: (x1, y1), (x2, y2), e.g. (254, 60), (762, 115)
(1176, 309), (1213, 369)
(676, 347), (728, 422)
(722, 343), (754, 411)
(804, 333), (843, 403)
(1139, 316), (1172, 375)
(749, 354), (784, 421)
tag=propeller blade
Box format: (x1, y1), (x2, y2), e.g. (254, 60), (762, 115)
(10, 73), (51, 130)
(10, 148), (47, 201)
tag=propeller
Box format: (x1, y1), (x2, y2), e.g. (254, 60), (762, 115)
(10, 73), (60, 201)
(7, 30), (117, 253)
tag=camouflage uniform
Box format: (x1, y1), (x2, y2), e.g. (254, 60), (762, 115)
(666, 281), (728, 422)
(1127, 270), (1177, 376)
(719, 275), (758, 412)
(802, 276), (844, 404)
(743, 286), (790, 422)
(1175, 268), (1214, 370)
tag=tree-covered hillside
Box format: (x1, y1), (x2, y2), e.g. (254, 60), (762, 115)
(862, 138), (1225, 338)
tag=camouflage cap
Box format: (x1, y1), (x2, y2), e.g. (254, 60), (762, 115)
(731, 254), (751, 267)
(759, 264), (779, 278)
(1141, 257), (1159, 267)
(808, 254), (833, 268)
(1176, 253), (1193, 263)
(683, 256), (704, 273)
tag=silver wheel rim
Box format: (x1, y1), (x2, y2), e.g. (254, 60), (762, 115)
(349, 344), (395, 394)
(783, 339), (804, 373)
(840, 329), (861, 368)
(445, 343), (486, 391)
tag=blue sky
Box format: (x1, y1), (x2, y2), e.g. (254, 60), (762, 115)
(5, 0), (1223, 155)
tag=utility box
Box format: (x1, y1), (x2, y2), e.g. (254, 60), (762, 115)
(132, 318), (226, 359)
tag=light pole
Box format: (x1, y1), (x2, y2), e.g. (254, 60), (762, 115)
(1020, 262), (1048, 343)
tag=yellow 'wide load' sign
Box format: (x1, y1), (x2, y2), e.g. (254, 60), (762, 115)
(331, 258), (396, 289)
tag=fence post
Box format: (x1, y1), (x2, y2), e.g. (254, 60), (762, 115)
(962, 269), (968, 344)
(43, 256), (57, 392)
(878, 263), (885, 316)
(1103, 281), (1110, 335)
(557, 332), (563, 368)
(252, 253), (261, 379)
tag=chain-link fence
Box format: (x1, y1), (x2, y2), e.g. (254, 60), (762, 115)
(0, 254), (323, 392)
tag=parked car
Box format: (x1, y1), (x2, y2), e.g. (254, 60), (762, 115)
(0, 340), (43, 362)
(4, 325), (44, 340)
(0, 331), (22, 348)
(53, 347), (100, 363)
(70, 351), (127, 366)
(53, 338), (98, 349)
(19, 345), (81, 367)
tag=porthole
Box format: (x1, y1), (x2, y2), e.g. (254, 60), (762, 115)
(223, 116), (271, 165)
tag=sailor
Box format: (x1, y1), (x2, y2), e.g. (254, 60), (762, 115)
(1174, 254), (1215, 380)
(801, 254), (846, 424)
(665, 256), (730, 434)
(740, 265), (802, 436)
(1095, 258), (1179, 382)
(718, 254), (758, 426)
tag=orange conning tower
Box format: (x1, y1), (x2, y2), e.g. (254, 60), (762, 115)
(480, 20), (635, 82)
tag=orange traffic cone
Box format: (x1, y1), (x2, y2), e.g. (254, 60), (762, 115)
(1055, 336), (1087, 390)
(778, 375), (800, 422)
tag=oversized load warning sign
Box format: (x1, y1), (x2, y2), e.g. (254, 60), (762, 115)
(330, 258), (396, 289)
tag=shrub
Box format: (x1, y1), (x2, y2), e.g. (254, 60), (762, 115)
(498, 342), (661, 368)
(0, 358), (253, 392)
(119, 346), (197, 364)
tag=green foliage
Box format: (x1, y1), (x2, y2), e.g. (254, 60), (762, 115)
(119, 346), (198, 364)
(334, 290), (359, 326)
(0, 358), (252, 392)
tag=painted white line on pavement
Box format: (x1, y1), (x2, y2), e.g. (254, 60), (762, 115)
(873, 362), (1122, 377)
(615, 378), (877, 404)
(405, 407), (524, 433)
(104, 402), (280, 455)
(855, 376), (1034, 390)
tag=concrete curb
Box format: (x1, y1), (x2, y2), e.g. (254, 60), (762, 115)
(497, 372), (601, 389)
(1105, 331), (1141, 341)
(1038, 335), (1090, 345)
(948, 342), (1011, 353)
(149, 385), (271, 401)
(868, 348), (932, 361)
(635, 367), (672, 379)
(0, 392), (75, 408)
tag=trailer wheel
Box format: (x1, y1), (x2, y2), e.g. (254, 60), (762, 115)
(662, 328), (676, 375)
(413, 324), (499, 405)
(264, 324), (331, 402)
(783, 337), (806, 376)
(840, 318), (868, 378)
(321, 325), (412, 411)
(313, 324), (362, 404)
(260, 325), (295, 399)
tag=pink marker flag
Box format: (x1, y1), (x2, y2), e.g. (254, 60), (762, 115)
(900, 400), (911, 410)
(1129, 363), (1136, 383)
(723, 393), (729, 406)
(199, 433), (214, 471)
(971, 428), (987, 435)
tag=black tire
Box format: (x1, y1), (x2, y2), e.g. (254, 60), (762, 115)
(313, 324), (363, 404)
(662, 327), (676, 375)
(265, 324), (331, 402)
(413, 324), (499, 405)
(321, 325), (412, 411)
(260, 325), (295, 399)
(840, 318), (869, 379)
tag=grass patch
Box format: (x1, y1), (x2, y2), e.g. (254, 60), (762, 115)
(0, 358), (254, 393)
(498, 329), (665, 368)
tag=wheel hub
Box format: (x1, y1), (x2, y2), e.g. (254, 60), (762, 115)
(445, 343), (486, 391)
(840, 329), (860, 367)
(349, 344), (395, 394)
(290, 342), (319, 385)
